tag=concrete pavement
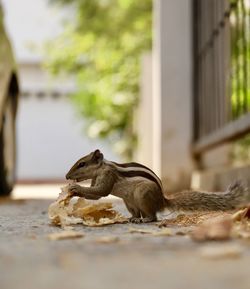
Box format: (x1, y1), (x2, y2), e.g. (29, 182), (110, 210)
(0, 185), (249, 289)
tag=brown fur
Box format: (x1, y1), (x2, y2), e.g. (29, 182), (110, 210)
(165, 181), (250, 211)
(66, 150), (250, 223)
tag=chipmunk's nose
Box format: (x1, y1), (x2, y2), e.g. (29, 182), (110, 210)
(65, 172), (70, 179)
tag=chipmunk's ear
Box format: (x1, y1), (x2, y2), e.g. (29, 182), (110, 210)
(92, 149), (103, 162)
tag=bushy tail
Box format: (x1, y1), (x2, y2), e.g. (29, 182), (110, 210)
(164, 181), (250, 211)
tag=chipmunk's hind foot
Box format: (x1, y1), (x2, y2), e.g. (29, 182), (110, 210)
(141, 216), (157, 223)
(129, 216), (157, 223)
(129, 217), (143, 224)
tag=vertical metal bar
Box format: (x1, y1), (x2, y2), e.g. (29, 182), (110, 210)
(230, 2), (237, 119)
(216, 0), (222, 129)
(224, 0), (231, 123)
(207, 0), (212, 133)
(197, 0), (205, 138)
(214, 0), (219, 130)
(217, 0), (222, 129)
(213, 0), (217, 130)
(230, 2), (235, 119)
(217, 0), (220, 129)
(240, 0), (248, 113)
(203, 0), (208, 136)
(206, 0), (211, 134)
(207, 0), (212, 134)
(193, 0), (199, 141)
(220, 0), (225, 127)
(248, 0), (250, 112)
(235, 1), (241, 117)
(212, 0), (217, 131)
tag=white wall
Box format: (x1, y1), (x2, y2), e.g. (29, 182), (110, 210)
(17, 95), (118, 180)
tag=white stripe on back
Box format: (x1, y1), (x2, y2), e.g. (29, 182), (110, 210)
(104, 160), (163, 190)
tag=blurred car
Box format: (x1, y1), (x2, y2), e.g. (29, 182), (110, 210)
(0, 1), (19, 196)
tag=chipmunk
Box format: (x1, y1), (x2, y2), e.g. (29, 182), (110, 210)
(66, 149), (250, 223)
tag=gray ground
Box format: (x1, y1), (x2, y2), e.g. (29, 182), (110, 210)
(0, 194), (250, 289)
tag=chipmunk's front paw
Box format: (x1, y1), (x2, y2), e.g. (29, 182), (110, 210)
(68, 184), (82, 196)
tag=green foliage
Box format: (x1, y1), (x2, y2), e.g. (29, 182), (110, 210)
(46, 0), (152, 159)
(230, 1), (250, 119)
(229, 1), (250, 164)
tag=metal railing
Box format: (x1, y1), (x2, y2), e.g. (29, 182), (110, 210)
(193, 0), (250, 154)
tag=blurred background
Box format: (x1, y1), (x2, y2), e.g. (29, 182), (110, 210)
(2, 0), (119, 184)
(1, 0), (250, 197)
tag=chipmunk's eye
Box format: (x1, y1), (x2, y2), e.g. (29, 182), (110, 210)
(78, 162), (85, 168)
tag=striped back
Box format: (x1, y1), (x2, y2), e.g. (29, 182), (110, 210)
(105, 160), (163, 190)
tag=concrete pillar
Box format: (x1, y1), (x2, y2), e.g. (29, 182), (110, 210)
(136, 53), (154, 168)
(153, 0), (194, 192)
